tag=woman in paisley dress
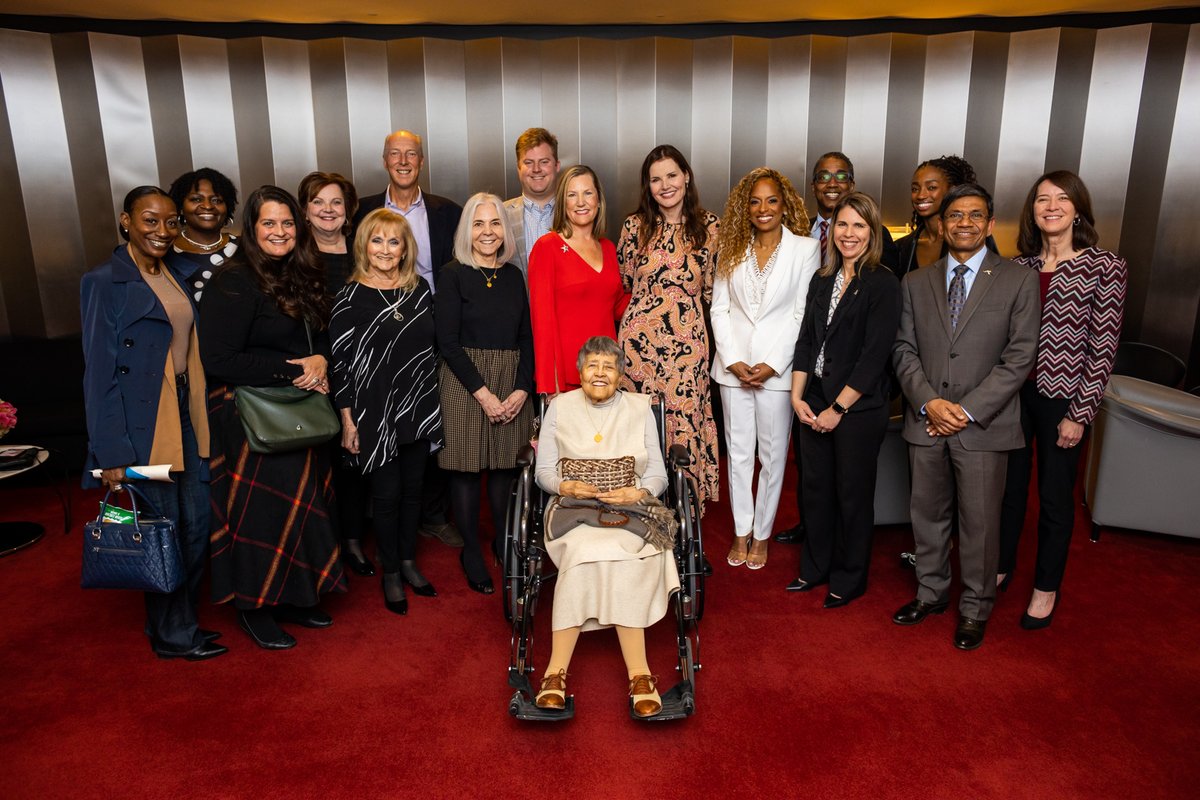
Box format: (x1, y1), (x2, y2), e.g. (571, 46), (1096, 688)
(616, 145), (720, 511)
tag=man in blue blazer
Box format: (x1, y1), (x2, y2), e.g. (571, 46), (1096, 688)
(891, 184), (1039, 651)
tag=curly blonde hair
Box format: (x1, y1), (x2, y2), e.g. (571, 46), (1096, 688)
(717, 167), (810, 278)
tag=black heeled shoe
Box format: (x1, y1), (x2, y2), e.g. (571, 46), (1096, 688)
(343, 541), (376, 577)
(1019, 589), (1060, 630)
(401, 560), (437, 597)
(460, 552), (494, 595)
(381, 573), (408, 616)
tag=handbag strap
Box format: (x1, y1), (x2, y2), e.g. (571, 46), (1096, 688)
(93, 482), (164, 525)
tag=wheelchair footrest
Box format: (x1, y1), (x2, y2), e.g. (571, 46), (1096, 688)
(509, 691), (575, 721)
(629, 680), (694, 722)
(508, 670), (575, 721)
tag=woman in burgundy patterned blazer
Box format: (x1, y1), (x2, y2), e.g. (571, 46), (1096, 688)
(998, 170), (1126, 630)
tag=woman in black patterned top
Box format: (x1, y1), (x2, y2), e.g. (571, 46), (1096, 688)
(330, 208), (444, 616)
(436, 192), (534, 595)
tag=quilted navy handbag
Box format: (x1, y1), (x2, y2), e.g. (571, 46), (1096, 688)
(81, 484), (183, 593)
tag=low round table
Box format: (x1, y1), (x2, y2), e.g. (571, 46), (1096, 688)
(0, 445), (67, 557)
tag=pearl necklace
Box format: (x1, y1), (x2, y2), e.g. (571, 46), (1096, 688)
(179, 230), (223, 252)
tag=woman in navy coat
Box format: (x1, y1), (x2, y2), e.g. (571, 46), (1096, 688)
(81, 186), (226, 661)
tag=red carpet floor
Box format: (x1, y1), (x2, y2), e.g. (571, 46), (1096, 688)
(2, 464), (1198, 799)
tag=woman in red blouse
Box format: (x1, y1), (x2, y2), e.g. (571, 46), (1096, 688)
(529, 165), (630, 394)
(998, 170), (1126, 630)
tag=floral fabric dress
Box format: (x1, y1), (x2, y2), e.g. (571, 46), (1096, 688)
(616, 212), (720, 510)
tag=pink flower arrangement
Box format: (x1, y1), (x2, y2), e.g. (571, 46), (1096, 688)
(0, 399), (17, 438)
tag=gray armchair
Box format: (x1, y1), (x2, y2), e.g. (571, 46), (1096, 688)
(1084, 376), (1200, 540)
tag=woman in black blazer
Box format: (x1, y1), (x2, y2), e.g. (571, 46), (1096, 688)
(786, 192), (901, 608)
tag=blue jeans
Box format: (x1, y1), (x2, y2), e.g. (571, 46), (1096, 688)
(137, 387), (210, 651)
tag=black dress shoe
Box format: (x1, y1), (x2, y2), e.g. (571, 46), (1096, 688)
(154, 641), (229, 661)
(272, 605), (333, 629)
(403, 575), (437, 597)
(200, 628), (222, 642)
(343, 550), (376, 577)
(1019, 590), (1060, 630)
(382, 573), (408, 615)
(823, 592), (856, 609)
(238, 612), (297, 650)
(953, 616), (988, 650)
(460, 552), (495, 594)
(892, 598), (950, 626)
(774, 522), (805, 544)
(401, 560), (437, 597)
(786, 577), (826, 592)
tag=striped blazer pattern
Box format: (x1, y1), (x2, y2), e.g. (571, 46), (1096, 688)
(1017, 247), (1126, 425)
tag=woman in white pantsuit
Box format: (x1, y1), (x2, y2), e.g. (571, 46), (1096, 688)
(712, 168), (820, 570)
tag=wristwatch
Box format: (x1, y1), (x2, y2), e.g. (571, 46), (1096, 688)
(831, 401), (849, 415)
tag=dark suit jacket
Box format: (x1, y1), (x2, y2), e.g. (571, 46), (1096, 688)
(793, 265), (901, 413)
(892, 250), (1039, 451)
(353, 189), (463, 288)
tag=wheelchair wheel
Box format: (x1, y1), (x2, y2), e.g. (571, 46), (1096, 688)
(502, 465), (532, 624)
(673, 471), (706, 623)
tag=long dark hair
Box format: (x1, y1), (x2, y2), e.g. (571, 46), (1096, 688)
(1017, 170), (1100, 257)
(237, 185), (330, 327)
(631, 145), (709, 253)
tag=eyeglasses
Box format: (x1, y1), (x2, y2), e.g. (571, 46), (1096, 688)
(814, 170), (853, 183)
(944, 210), (989, 223)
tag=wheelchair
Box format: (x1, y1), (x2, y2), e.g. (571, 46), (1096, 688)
(502, 396), (705, 721)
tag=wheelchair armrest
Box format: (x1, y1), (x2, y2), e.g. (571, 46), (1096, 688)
(668, 443), (692, 468)
(517, 444), (536, 468)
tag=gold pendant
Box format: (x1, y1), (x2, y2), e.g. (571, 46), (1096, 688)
(594, 433), (603, 443)
(486, 280), (493, 288)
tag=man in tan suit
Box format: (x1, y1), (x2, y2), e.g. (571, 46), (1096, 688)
(502, 127), (561, 278)
(891, 183), (1039, 650)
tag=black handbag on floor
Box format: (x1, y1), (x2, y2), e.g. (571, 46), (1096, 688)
(81, 484), (183, 593)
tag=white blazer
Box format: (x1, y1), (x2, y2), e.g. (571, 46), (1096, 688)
(710, 227), (821, 391)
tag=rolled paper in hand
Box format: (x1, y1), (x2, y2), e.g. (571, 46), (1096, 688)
(89, 464), (174, 482)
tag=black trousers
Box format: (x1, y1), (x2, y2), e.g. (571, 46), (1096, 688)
(347, 442), (427, 574)
(999, 382), (1085, 592)
(798, 378), (890, 599)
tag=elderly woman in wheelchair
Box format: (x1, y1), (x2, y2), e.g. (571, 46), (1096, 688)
(530, 336), (683, 718)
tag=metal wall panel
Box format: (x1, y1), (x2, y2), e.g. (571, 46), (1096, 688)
(1, 22), (1197, 383)
(177, 35), (240, 182)
(991, 28), (1060, 247)
(1078, 24), (1152, 251)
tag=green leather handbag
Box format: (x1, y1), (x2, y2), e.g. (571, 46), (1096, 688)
(234, 385), (340, 454)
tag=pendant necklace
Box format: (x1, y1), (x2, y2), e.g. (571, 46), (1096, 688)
(377, 287), (404, 321)
(584, 397), (615, 443)
(180, 230), (222, 252)
(484, 265), (502, 288)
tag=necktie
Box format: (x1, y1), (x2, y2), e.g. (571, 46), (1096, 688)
(818, 220), (828, 267)
(948, 264), (969, 330)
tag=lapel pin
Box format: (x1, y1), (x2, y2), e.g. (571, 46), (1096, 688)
(984, 269), (992, 275)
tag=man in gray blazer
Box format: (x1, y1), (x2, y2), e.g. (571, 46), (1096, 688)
(502, 127), (560, 278)
(891, 183), (1039, 650)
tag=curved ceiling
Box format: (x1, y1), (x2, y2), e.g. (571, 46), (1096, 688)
(4, 1), (1197, 26)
